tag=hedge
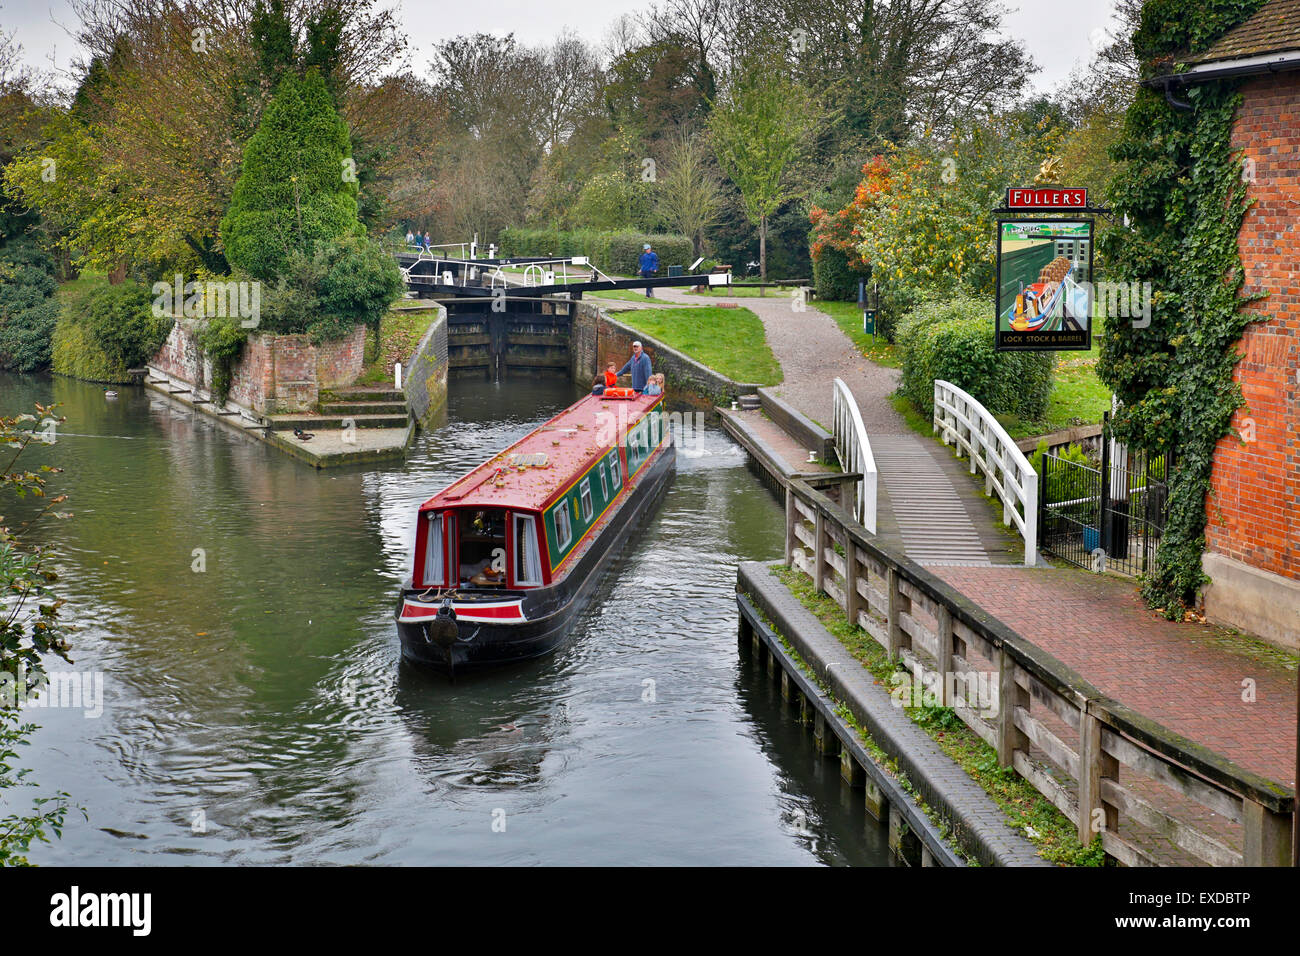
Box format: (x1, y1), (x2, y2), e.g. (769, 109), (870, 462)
(499, 228), (694, 276)
(0, 236), (59, 373)
(811, 245), (869, 301)
(82, 282), (174, 370)
(51, 317), (131, 383)
(896, 297), (1052, 422)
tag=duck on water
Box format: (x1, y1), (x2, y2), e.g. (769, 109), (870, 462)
(395, 389), (675, 674)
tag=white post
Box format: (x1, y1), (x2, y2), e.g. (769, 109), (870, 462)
(1024, 466), (1038, 566)
(395, 362), (403, 390)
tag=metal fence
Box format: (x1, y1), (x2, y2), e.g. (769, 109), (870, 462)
(1038, 416), (1173, 576)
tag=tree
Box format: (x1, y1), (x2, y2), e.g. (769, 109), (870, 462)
(852, 114), (1063, 332)
(754, 0), (1031, 143)
(708, 53), (821, 279)
(656, 131), (724, 257)
(220, 69), (362, 282)
(4, 0), (409, 277)
(603, 38), (707, 144)
(0, 40), (61, 373)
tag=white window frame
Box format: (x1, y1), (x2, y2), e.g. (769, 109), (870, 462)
(608, 450), (621, 487)
(579, 479), (594, 522)
(423, 511), (444, 586)
(598, 463), (609, 500)
(513, 513), (542, 587)
(553, 502), (572, 552)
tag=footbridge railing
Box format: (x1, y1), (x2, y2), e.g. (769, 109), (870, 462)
(933, 380), (1037, 565)
(831, 378), (877, 534)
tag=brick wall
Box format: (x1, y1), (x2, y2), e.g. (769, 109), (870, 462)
(1205, 74), (1299, 581)
(406, 307), (449, 427)
(149, 320), (366, 417)
(572, 302), (759, 409)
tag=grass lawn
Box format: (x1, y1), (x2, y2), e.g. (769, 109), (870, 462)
(56, 271), (109, 308)
(811, 299), (901, 368)
(608, 305), (783, 386)
(586, 288), (671, 304)
(357, 306), (439, 386)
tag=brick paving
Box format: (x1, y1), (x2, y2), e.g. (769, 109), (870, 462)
(933, 565), (1297, 788)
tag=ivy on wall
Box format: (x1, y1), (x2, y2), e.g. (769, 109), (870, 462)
(1098, 0), (1267, 618)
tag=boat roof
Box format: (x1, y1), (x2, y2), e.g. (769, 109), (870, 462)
(421, 392), (663, 513)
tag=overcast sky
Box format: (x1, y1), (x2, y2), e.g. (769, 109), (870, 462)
(3, 0), (1123, 96)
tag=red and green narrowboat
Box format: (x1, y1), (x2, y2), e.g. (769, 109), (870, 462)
(395, 390), (674, 673)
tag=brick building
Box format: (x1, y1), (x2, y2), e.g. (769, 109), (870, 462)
(1159, 0), (1300, 649)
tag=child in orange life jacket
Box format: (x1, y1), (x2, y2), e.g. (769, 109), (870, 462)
(592, 363), (617, 395)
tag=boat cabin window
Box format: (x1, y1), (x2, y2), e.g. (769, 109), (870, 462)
(513, 514), (542, 587)
(458, 508), (507, 588)
(553, 502), (572, 552)
(598, 463), (609, 499)
(423, 511), (444, 586)
(579, 479), (594, 522)
(607, 450), (620, 488)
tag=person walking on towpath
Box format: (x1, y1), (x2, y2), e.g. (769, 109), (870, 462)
(639, 243), (659, 297)
(617, 341), (652, 392)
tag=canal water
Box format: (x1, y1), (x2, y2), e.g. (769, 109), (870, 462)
(1, 371), (892, 865)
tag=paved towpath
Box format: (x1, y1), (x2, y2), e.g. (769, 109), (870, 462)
(618, 285), (1298, 796)
(648, 287), (1019, 566)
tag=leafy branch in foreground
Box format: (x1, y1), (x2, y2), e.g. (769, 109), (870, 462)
(0, 403), (79, 866)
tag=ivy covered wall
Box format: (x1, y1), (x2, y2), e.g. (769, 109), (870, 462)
(1098, 0), (1270, 617)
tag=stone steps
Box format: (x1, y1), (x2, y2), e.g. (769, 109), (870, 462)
(268, 413), (410, 431)
(320, 401), (408, 415)
(322, 387), (405, 403)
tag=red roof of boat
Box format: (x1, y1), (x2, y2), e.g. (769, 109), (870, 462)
(420, 392), (662, 513)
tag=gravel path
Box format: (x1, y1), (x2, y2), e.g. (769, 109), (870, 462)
(651, 287), (906, 432)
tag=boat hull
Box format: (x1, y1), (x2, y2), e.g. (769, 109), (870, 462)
(396, 440), (675, 672)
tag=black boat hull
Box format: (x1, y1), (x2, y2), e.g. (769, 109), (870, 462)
(396, 441), (675, 672)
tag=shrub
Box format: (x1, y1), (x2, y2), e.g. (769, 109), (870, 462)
(0, 298), (58, 373)
(897, 297), (1052, 422)
(0, 237), (59, 372)
(83, 282), (173, 370)
(812, 245), (867, 301)
(809, 200), (870, 300)
(317, 236), (404, 356)
(256, 236), (400, 353)
(499, 228), (694, 275)
(199, 315), (248, 404)
(51, 318), (129, 382)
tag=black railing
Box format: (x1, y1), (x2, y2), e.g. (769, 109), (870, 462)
(1038, 414), (1173, 576)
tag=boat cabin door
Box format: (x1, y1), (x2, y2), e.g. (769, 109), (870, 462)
(457, 508), (508, 588)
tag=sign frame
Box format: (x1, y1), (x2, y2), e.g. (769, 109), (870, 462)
(994, 217), (1095, 353)
(1004, 187), (1088, 210)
